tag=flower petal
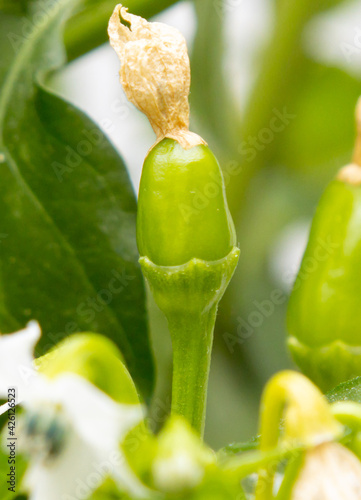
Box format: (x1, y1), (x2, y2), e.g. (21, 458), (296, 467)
(292, 442), (361, 499)
(26, 373), (144, 450)
(0, 321), (40, 402)
(23, 373), (147, 498)
(24, 430), (102, 500)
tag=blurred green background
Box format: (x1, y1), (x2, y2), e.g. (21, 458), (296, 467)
(52, 0), (361, 448)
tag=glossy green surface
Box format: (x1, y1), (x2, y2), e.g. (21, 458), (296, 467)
(137, 139), (236, 266)
(288, 179), (361, 347)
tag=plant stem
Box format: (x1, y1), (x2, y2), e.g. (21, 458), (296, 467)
(140, 251), (239, 438)
(168, 305), (217, 437)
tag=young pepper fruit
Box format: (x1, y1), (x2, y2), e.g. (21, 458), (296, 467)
(108, 5), (239, 436)
(287, 99), (361, 392)
(137, 138), (236, 266)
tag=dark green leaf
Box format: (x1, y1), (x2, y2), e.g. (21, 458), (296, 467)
(0, 0), (154, 398)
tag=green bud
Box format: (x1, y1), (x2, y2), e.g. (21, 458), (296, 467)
(287, 100), (361, 391)
(151, 416), (215, 493)
(137, 138), (236, 266)
(36, 333), (140, 404)
(287, 173), (361, 391)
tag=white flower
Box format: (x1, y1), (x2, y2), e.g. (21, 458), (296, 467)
(0, 321), (40, 412)
(21, 373), (146, 500)
(0, 324), (147, 500)
(291, 442), (361, 500)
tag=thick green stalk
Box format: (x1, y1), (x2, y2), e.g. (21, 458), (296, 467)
(169, 306), (217, 437)
(139, 249), (240, 437)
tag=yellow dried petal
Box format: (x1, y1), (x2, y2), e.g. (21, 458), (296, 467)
(108, 4), (206, 149)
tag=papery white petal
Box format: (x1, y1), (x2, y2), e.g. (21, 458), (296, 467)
(24, 431), (102, 500)
(0, 402), (11, 416)
(292, 442), (361, 500)
(0, 321), (40, 401)
(25, 373), (144, 450)
(23, 373), (147, 498)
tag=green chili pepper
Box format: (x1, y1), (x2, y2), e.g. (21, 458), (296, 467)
(287, 99), (361, 391)
(108, 5), (240, 435)
(137, 138), (236, 266)
(138, 140), (240, 435)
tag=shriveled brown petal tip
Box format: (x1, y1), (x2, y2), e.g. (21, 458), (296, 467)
(108, 4), (206, 149)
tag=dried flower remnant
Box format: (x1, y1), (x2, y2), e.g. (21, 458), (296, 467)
(108, 4), (239, 436)
(108, 4), (206, 149)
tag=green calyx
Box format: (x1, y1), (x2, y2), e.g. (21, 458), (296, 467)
(140, 247), (240, 316)
(287, 175), (361, 389)
(140, 247), (240, 436)
(288, 337), (361, 392)
(137, 138), (236, 266)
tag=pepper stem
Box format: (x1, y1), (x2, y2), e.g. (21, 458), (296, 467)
(168, 306), (217, 437)
(139, 249), (239, 438)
